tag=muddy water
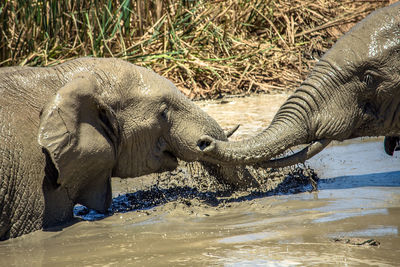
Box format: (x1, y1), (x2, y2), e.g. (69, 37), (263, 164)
(1, 94), (400, 266)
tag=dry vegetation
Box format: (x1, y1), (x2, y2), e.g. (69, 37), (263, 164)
(0, 0), (392, 98)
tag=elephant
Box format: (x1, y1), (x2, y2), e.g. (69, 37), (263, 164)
(0, 57), (237, 240)
(197, 3), (400, 166)
(384, 136), (400, 155)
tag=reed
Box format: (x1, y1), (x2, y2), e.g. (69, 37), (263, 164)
(0, 0), (391, 98)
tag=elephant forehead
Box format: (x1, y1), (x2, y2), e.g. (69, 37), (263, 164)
(323, 3), (400, 67)
(368, 15), (400, 58)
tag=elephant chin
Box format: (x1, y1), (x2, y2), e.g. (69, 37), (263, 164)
(76, 177), (112, 213)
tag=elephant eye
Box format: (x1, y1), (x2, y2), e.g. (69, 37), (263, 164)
(364, 74), (374, 87)
(363, 73), (374, 87)
(160, 106), (169, 120)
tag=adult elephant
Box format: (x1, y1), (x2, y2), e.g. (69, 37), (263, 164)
(0, 58), (236, 240)
(198, 3), (400, 166)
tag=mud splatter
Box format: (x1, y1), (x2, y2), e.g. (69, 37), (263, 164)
(75, 160), (318, 220)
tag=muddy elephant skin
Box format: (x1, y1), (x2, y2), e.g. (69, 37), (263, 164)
(199, 3), (400, 166)
(0, 58), (228, 240)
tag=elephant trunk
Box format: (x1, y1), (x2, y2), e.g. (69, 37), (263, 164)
(198, 81), (337, 166)
(199, 122), (307, 165)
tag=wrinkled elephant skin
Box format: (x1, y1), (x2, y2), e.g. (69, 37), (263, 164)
(199, 3), (400, 166)
(0, 58), (227, 240)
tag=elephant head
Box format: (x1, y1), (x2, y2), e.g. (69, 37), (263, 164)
(37, 59), (232, 213)
(197, 3), (400, 166)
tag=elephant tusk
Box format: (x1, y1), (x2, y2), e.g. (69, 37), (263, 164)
(224, 124), (240, 138)
(261, 139), (331, 168)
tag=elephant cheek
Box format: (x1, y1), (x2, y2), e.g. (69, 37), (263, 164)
(146, 150), (178, 174)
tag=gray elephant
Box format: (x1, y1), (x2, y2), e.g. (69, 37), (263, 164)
(198, 3), (400, 166)
(0, 58), (236, 240)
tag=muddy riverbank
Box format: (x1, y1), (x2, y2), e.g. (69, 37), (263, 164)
(0, 94), (399, 266)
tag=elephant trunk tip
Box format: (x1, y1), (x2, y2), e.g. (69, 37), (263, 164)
(384, 136), (400, 156)
(197, 135), (216, 152)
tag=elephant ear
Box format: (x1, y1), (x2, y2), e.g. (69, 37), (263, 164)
(38, 73), (119, 213)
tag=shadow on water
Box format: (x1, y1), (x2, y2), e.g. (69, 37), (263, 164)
(318, 171), (400, 190)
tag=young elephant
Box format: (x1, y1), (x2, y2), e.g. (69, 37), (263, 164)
(198, 2), (400, 166)
(0, 58), (231, 240)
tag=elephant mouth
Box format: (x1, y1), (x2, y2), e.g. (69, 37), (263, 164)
(154, 137), (178, 171)
(160, 150), (178, 171)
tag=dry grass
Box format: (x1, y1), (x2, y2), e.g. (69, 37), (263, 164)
(0, 0), (393, 98)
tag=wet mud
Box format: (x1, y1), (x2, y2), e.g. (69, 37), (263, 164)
(107, 162), (317, 215)
(0, 94), (399, 266)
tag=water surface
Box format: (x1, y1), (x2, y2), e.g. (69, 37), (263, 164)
(1, 94), (399, 266)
